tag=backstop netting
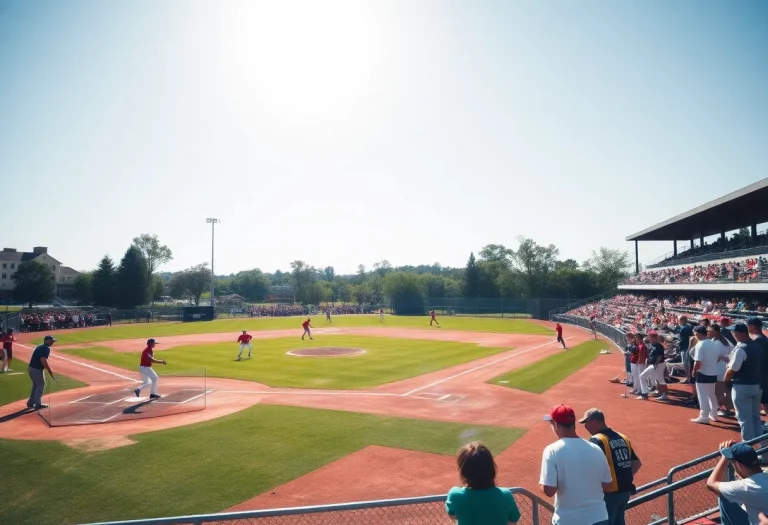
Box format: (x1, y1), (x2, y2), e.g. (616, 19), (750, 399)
(38, 369), (208, 427)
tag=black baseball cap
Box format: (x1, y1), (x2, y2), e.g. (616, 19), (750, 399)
(733, 324), (749, 334)
(747, 317), (763, 328)
(43, 335), (57, 342)
(693, 326), (707, 334)
(147, 338), (158, 345)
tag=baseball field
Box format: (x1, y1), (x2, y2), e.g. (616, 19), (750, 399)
(0, 315), (739, 525)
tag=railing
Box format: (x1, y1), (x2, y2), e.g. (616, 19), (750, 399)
(547, 294), (603, 320)
(647, 243), (768, 269)
(552, 313), (628, 347)
(81, 488), (555, 525)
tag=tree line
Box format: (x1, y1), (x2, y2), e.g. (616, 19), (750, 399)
(12, 234), (630, 309)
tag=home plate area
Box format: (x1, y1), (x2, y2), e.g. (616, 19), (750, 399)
(408, 392), (466, 403)
(39, 383), (209, 427)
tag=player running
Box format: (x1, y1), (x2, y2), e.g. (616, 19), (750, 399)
(1, 328), (15, 372)
(301, 318), (313, 340)
(430, 310), (440, 327)
(134, 339), (166, 400)
(555, 323), (567, 349)
(237, 330), (253, 360)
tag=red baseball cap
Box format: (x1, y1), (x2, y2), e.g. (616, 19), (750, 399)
(648, 330), (659, 336)
(543, 404), (576, 425)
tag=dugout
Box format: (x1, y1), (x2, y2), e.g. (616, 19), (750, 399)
(182, 306), (215, 322)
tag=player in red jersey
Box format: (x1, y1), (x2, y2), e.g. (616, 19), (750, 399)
(133, 339), (166, 400)
(301, 318), (313, 340)
(555, 323), (567, 349)
(1, 328), (15, 372)
(237, 330), (253, 360)
(430, 310), (440, 327)
(379, 308), (384, 323)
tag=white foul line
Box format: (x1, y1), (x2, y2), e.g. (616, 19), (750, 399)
(401, 337), (574, 396)
(16, 343), (141, 383)
(213, 390), (400, 397)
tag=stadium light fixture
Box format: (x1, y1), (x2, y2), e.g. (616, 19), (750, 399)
(206, 218), (219, 309)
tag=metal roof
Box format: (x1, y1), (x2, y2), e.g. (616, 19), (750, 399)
(626, 178), (768, 241)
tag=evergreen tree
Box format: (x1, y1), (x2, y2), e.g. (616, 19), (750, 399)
(115, 247), (149, 308)
(92, 255), (117, 307)
(463, 252), (482, 297)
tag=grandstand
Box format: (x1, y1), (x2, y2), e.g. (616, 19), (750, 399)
(626, 178), (768, 274)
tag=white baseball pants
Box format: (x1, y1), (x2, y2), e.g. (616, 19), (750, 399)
(238, 343), (252, 358)
(137, 366), (158, 396)
(640, 363), (666, 394)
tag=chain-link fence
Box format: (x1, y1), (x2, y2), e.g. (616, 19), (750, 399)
(81, 489), (554, 525)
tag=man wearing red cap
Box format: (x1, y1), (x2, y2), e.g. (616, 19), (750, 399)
(540, 404), (613, 525)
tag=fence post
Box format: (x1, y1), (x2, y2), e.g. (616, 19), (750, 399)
(531, 500), (539, 525)
(667, 490), (675, 524)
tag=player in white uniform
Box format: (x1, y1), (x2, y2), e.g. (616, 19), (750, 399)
(379, 308), (384, 323)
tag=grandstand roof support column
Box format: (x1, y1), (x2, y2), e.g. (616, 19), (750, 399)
(635, 240), (639, 274)
(673, 239), (678, 256)
(700, 234), (704, 249)
(752, 223), (758, 238)
(721, 229), (726, 245)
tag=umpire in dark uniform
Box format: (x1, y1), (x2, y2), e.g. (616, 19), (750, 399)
(580, 408), (642, 525)
(27, 335), (58, 410)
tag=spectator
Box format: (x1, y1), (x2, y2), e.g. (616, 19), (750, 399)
(706, 441), (768, 525)
(579, 408), (641, 525)
(539, 404), (612, 525)
(710, 324), (735, 418)
(691, 326), (721, 424)
(633, 334), (649, 400)
(678, 316), (694, 383)
(445, 442), (520, 525)
(725, 324), (764, 443)
(746, 317), (768, 442)
(640, 330), (669, 401)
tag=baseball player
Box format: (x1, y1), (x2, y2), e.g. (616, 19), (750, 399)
(589, 315), (598, 339)
(301, 318), (313, 340)
(237, 330), (253, 360)
(555, 323), (567, 349)
(379, 308), (384, 323)
(134, 338), (166, 400)
(430, 310), (440, 327)
(326, 308), (332, 324)
(1, 328), (15, 372)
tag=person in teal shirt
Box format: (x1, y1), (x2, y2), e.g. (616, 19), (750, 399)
(445, 442), (521, 524)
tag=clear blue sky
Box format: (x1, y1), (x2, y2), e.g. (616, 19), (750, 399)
(1, 0), (766, 275)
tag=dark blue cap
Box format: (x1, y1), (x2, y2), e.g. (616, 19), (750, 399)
(694, 326), (707, 334)
(747, 317), (763, 328)
(721, 442), (759, 466)
(733, 323), (749, 334)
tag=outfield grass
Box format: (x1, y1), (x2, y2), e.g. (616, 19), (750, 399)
(35, 315), (552, 345)
(0, 363), (86, 406)
(63, 335), (512, 389)
(1, 405), (525, 525)
(488, 340), (605, 393)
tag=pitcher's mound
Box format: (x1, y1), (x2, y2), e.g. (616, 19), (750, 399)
(287, 347), (366, 357)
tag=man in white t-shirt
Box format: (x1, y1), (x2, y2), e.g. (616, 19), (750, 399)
(706, 440), (768, 525)
(691, 326), (723, 424)
(539, 404), (612, 525)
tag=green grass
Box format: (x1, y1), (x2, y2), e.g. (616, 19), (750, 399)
(1, 305), (22, 312)
(1, 405), (525, 525)
(38, 315), (551, 345)
(488, 340), (605, 393)
(0, 363), (85, 406)
(63, 335), (512, 389)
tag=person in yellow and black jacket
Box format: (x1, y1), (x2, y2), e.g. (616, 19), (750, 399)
(579, 408), (642, 525)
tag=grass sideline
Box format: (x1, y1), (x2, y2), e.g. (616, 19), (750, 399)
(1, 405), (525, 525)
(489, 340), (605, 393)
(63, 335), (513, 389)
(0, 363), (85, 406)
(32, 315), (552, 345)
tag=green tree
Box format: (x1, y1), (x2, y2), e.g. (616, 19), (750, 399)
(350, 282), (373, 305)
(12, 261), (56, 307)
(463, 252), (482, 297)
(132, 234), (173, 275)
(479, 244), (513, 264)
(169, 264), (211, 306)
(373, 260), (392, 277)
(151, 274), (165, 302)
(510, 237), (559, 296)
(92, 255), (117, 306)
(383, 272), (426, 315)
(323, 266), (335, 282)
(290, 260), (317, 303)
(73, 272), (94, 305)
(232, 269), (270, 301)
(583, 247), (631, 295)
(115, 246), (149, 308)
(332, 280), (351, 302)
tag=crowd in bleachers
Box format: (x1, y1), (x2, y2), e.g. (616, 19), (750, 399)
(20, 311), (101, 332)
(655, 231), (768, 267)
(244, 304), (374, 317)
(626, 257), (767, 285)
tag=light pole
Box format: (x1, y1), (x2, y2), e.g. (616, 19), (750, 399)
(206, 218), (219, 309)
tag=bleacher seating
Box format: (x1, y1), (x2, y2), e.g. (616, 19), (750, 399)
(626, 257), (768, 285)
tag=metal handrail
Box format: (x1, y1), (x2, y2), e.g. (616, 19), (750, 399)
(80, 488), (555, 525)
(548, 294), (603, 320)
